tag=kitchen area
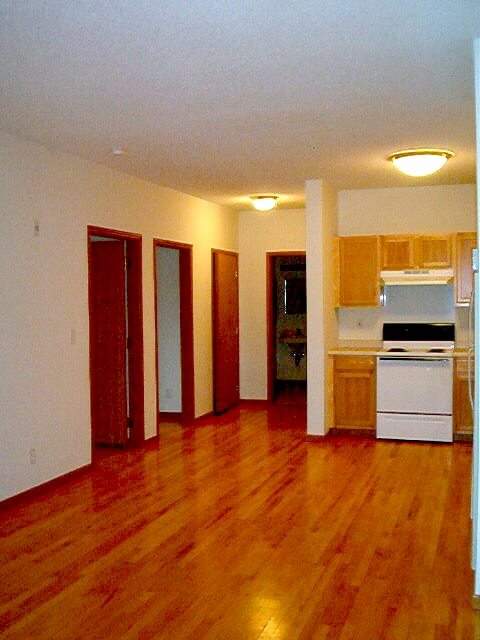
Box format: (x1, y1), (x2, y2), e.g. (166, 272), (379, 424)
(329, 231), (476, 442)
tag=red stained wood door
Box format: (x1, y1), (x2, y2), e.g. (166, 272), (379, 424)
(90, 240), (128, 445)
(212, 250), (239, 414)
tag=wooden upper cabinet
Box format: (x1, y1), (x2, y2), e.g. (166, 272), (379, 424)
(337, 236), (381, 307)
(381, 234), (451, 270)
(455, 232), (477, 306)
(417, 234), (451, 268)
(381, 236), (415, 269)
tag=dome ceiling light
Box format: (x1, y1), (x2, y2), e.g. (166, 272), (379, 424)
(387, 148), (455, 177)
(250, 195), (278, 212)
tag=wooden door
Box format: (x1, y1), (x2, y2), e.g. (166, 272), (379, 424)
(212, 251), (239, 414)
(90, 240), (128, 445)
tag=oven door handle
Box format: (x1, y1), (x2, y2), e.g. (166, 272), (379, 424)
(378, 356), (451, 362)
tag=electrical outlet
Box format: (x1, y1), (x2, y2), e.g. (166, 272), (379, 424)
(29, 448), (36, 464)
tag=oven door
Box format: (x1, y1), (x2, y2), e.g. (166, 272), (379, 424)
(377, 356), (452, 415)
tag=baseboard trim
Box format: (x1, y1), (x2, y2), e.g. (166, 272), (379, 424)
(328, 427), (376, 437)
(306, 434), (325, 441)
(158, 411), (183, 421)
(454, 432), (473, 443)
(1, 463), (92, 510)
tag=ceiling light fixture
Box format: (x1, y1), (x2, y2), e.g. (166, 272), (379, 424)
(387, 148), (455, 177)
(250, 195), (278, 212)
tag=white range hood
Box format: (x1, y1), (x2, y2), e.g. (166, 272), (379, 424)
(380, 268), (454, 286)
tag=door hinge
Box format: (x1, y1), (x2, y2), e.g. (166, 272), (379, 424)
(235, 270), (238, 279)
(128, 417), (134, 430)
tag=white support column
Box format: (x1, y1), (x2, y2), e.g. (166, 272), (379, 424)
(306, 180), (325, 436)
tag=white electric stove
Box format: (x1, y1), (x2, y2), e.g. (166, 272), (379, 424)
(376, 322), (455, 442)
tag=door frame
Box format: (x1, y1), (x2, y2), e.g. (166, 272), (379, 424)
(266, 251), (306, 402)
(153, 239), (195, 427)
(87, 225), (145, 458)
(212, 249), (240, 414)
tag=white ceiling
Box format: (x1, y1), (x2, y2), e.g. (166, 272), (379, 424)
(1, 1), (479, 209)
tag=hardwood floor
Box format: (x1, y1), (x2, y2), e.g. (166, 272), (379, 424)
(1, 404), (479, 639)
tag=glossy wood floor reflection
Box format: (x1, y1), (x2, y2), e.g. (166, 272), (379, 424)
(1, 404), (480, 639)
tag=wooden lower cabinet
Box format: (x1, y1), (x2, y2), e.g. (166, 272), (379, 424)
(333, 355), (376, 430)
(454, 358), (473, 437)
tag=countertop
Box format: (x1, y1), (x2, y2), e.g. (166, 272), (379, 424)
(328, 342), (470, 358)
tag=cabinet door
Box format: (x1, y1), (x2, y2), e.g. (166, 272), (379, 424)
(455, 232), (476, 305)
(454, 358), (473, 435)
(381, 235), (415, 269)
(338, 236), (381, 307)
(417, 234), (451, 268)
(334, 356), (376, 429)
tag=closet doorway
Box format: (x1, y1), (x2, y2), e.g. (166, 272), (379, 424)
(154, 239), (194, 425)
(87, 226), (144, 458)
(266, 252), (307, 404)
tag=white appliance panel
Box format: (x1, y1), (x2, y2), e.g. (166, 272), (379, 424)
(377, 357), (452, 414)
(377, 413), (452, 442)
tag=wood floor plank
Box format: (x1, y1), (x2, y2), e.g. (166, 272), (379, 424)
(1, 405), (480, 639)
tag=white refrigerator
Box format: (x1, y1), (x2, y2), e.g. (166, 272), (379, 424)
(472, 37), (480, 597)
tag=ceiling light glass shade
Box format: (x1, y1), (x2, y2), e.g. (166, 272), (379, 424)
(387, 149), (454, 177)
(250, 195), (278, 212)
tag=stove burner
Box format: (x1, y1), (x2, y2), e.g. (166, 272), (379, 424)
(388, 348), (407, 352)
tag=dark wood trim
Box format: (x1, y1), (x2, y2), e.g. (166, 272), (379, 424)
(153, 239), (195, 427)
(88, 225), (142, 242)
(0, 464), (92, 510)
(154, 238), (193, 250)
(266, 251), (306, 402)
(87, 226), (145, 457)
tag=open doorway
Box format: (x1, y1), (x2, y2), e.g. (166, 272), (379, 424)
(266, 252), (307, 404)
(87, 226), (144, 460)
(153, 239), (194, 426)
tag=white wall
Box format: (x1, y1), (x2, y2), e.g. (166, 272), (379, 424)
(0, 130), (238, 500)
(238, 208), (306, 399)
(338, 184), (476, 236)
(156, 247), (181, 413)
(337, 184), (476, 345)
